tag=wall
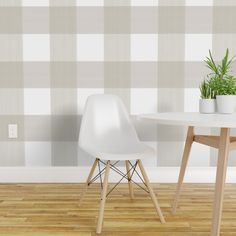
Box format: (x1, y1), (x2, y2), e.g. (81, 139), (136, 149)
(0, 0), (236, 171)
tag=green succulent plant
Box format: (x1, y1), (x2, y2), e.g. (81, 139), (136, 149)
(208, 75), (236, 97)
(199, 79), (215, 99)
(204, 48), (235, 80)
(201, 48), (236, 97)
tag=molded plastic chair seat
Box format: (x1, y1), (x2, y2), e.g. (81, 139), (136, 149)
(79, 94), (155, 160)
(81, 141), (155, 161)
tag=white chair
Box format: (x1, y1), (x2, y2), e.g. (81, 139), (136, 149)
(79, 94), (165, 234)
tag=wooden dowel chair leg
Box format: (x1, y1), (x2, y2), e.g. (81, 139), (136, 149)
(138, 160), (165, 224)
(79, 158), (98, 206)
(125, 160), (134, 199)
(96, 160), (110, 234)
(172, 126), (194, 214)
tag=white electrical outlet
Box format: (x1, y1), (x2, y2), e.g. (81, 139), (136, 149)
(8, 124), (18, 139)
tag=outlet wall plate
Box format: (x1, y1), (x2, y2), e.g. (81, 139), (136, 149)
(8, 124), (18, 139)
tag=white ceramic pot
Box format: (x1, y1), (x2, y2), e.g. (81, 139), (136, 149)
(234, 95), (236, 112)
(216, 95), (235, 114)
(199, 99), (216, 114)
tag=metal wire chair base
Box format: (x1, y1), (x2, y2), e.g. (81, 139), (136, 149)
(88, 159), (149, 198)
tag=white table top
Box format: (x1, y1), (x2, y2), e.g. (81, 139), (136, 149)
(139, 112), (236, 128)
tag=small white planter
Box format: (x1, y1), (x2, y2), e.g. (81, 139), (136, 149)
(199, 99), (216, 114)
(216, 95), (235, 114)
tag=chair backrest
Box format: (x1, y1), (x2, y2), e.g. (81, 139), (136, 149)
(79, 94), (139, 154)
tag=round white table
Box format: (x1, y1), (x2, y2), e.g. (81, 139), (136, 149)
(140, 112), (236, 236)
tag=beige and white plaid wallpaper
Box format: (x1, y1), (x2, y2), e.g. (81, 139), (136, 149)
(0, 0), (236, 167)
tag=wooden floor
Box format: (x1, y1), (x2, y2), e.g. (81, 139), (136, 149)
(0, 183), (235, 235)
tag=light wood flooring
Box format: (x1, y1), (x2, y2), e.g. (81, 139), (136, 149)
(0, 183), (235, 235)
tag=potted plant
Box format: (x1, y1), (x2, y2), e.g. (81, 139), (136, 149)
(209, 75), (236, 113)
(199, 79), (215, 113)
(205, 49), (236, 114)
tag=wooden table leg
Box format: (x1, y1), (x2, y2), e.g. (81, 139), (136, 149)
(125, 161), (134, 199)
(172, 126), (194, 214)
(211, 128), (230, 236)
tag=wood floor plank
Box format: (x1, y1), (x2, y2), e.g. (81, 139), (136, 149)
(0, 184), (234, 235)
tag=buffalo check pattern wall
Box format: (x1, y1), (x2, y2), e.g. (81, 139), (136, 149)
(0, 0), (236, 167)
